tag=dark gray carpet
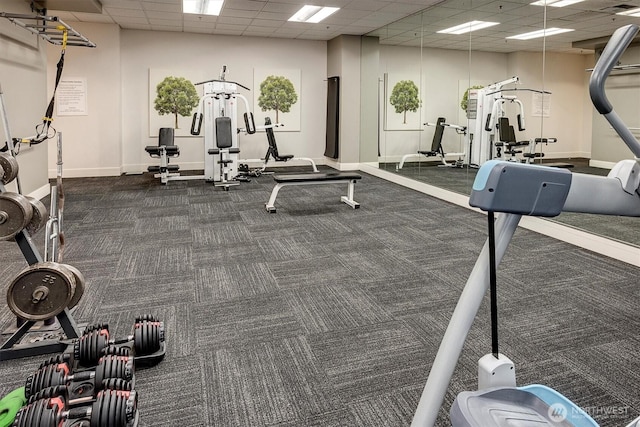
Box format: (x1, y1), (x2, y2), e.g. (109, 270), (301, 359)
(382, 158), (640, 247)
(0, 167), (638, 426)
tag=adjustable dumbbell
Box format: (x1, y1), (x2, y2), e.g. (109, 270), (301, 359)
(25, 354), (134, 405)
(13, 388), (137, 427)
(74, 316), (165, 368)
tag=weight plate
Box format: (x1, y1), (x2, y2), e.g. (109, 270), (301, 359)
(6, 262), (76, 321)
(24, 196), (47, 236)
(0, 192), (33, 241)
(0, 152), (19, 185)
(62, 264), (86, 309)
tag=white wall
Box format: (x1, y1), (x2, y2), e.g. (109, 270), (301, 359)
(120, 30), (327, 174)
(46, 22), (121, 178)
(507, 51), (592, 159)
(591, 45), (640, 166)
(0, 0), (49, 196)
(327, 35), (361, 167)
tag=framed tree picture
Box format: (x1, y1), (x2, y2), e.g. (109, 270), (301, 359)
(253, 69), (301, 132)
(148, 68), (204, 137)
(384, 73), (422, 131)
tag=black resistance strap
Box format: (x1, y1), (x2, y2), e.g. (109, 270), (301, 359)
(488, 211), (499, 359)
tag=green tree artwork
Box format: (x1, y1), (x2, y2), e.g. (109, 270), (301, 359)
(389, 80), (420, 124)
(461, 85), (484, 114)
(258, 75), (298, 123)
(154, 76), (199, 128)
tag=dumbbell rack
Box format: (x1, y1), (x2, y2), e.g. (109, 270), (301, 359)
(1, 173), (81, 362)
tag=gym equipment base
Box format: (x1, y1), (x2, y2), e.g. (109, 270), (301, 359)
(0, 309), (81, 361)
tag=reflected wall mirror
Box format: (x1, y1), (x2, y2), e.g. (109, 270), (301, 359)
(364, 0), (640, 247)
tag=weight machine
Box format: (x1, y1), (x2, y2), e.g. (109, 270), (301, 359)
(467, 77), (522, 166)
(398, 118), (467, 169)
(412, 24), (640, 427)
(190, 66), (256, 189)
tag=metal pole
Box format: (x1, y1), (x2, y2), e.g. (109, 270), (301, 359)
(411, 213), (521, 427)
(0, 83), (22, 194)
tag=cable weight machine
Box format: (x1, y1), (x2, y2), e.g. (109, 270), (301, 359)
(191, 66), (256, 189)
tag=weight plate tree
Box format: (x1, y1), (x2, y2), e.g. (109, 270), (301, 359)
(6, 262), (77, 322)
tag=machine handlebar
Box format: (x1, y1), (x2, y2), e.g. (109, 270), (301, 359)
(589, 24), (638, 115)
(589, 24), (640, 158)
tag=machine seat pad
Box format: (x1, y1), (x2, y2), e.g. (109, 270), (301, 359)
(506, 141), (529, 147)
(417, 150), (438, 157)
(208, 148), (240, 155)
(273, 172), (361, 183)
(275, 154), (294, 161)
(145, 146), (179, 156)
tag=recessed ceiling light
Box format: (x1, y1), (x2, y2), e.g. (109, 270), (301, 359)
(506, 27), (574, 40)
(530, 0), (584, 7)
(616, 7), (640, 16)
(288, 5), (339, 23)
(183, 0), (224, 16)
(437, 21), (500, 35)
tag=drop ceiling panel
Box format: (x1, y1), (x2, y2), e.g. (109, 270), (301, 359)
(20, 0), (636, 52)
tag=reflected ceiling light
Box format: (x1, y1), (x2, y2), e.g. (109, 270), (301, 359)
(288, 5), (339, 23)
(506, 27), (574, 40)
(437, 21), (499, 35)
(616, 7), (640, 16)
(183, 0), (224, 15)
(530, 0), (584, 7)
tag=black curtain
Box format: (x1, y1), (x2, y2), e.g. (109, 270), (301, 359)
(324, 76), (339, 159)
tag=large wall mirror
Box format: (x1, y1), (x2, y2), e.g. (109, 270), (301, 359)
(364, 0), (640, 248)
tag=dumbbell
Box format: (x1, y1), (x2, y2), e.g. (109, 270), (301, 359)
(74, 316), (165, 368)
(12, 388), (137, 427)
(25, 354), (134, 404)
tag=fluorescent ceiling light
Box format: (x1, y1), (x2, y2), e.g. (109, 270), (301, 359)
(616, 7), (640, 17)
(530, 0), (584, 7)
(288, 5), (339, 23)
(506, 27), (574, 40)
(183, 0), (223, 16)
(437, 21), (499, 35)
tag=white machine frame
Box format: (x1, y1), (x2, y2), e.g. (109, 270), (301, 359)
(190, 66), (255, 186)
(467, 77), (522, 166)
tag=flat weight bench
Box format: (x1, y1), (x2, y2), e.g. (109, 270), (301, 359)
(265, 172), (362, 213)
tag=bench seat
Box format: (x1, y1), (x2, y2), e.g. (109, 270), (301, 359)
(273, 172), (361, 183)
(266, 171), (361, 213)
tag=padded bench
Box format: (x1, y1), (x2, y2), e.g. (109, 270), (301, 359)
(265, 171), (362, 213)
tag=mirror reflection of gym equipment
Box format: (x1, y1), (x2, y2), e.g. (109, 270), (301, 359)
(412, 24), (640, 427)
(398, 118), (467, 169)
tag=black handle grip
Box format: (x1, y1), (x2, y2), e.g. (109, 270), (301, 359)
(244, 112), (256, 134)
(190, 113), (203, 135)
